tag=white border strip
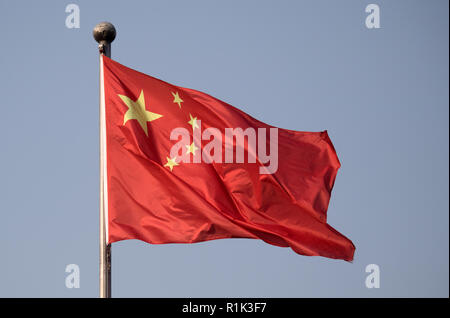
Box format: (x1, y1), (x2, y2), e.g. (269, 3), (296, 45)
(100, 55), (109, 244)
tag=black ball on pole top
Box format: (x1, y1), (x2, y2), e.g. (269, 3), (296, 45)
(93, 22), (116, 45)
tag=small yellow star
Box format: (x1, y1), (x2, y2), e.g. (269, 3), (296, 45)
(164, 156), (179, 171)
(186, 142), (199, 155)
(188, 113), (199, 131)
(172, 91), (183, 108)
(118, 90), (163, 136)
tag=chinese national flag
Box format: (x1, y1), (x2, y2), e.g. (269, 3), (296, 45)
(101, 56), (355, 261)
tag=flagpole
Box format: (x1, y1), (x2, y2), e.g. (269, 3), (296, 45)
(93, 22), (116, 298)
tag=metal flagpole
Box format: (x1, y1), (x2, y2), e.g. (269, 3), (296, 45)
(93, 22), (116, 298)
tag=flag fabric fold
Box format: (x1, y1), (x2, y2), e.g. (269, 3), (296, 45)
(102, 56), (355, 261)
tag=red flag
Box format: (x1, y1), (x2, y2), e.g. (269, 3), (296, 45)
(101, 56), (355, 261)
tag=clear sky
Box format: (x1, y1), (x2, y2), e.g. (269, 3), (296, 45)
(0, 0), (448, 297)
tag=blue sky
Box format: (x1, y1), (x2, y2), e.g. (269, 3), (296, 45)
(0, 0), (448, 297)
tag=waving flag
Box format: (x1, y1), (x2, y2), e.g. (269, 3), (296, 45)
(101, 56), (355, 261)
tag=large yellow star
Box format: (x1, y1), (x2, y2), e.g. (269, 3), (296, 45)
(164, 156), (179, 171)
(118, 90), (163, 136)
(171, 91), (183, 108)
(186, 142), (199, 155)
(188, 113), (199, 131)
